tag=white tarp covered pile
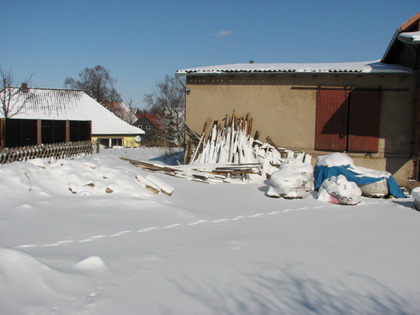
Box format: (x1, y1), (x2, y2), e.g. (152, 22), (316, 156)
(265, 152), (314, 199)
(266, 152), (408, 203)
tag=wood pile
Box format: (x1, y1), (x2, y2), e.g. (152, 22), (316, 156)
(122, 112), (312, 185)
(120, 156), (260, 183)
(187, 112), (256, 165)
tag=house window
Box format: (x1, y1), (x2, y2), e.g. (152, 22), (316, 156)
(98, 138), (110, 147)
(98, 138), (123, 148)
(146, 125), (151, 130)
(70, 121), (91, 141)
(41, 120), (66, 144)
(315, 89), (381, 153)
(5, 119), (38, 147)
(111, 138), (123, 147)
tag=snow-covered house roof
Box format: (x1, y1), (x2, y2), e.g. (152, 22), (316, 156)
(0, 88), (144, 135)
(102, 101), (137, 124)
(176, 60), (412, 75)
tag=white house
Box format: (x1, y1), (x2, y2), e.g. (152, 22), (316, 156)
(0, 87), (144, 148)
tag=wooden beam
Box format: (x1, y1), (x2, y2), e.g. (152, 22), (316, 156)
(65, 120), (70, 143)
(37, 120), (42, 145)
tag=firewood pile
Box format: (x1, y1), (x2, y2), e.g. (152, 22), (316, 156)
(122, 112), (312, 184)
(187, 112), (255, 165)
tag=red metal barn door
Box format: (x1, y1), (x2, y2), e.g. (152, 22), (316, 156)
(347, 90), (381, 153)
(315, 89), (349, 151)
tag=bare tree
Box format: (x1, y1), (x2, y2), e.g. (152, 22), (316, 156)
(64, 65), (122, 104)
(144, 75), (186, 146)
(0, 67), (34, 119)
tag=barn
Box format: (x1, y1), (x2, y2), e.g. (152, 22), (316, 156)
(177, 12), (420, 185)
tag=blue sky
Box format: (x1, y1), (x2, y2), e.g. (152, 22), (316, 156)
(1, 0), (418, 109)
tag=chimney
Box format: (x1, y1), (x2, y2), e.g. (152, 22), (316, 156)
(20, 82), (29, 92)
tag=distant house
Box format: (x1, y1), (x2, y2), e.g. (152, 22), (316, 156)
(0, 87), (144, 148)
(176, 12), (420, 185)
(134, 113), (163, 146)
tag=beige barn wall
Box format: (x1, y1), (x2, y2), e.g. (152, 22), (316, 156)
(184, 73), (417, 185)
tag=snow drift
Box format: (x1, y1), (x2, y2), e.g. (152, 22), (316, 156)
(0, 148), (418, 314)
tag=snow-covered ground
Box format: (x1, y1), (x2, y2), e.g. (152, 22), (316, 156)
(1, 148), (419, 315)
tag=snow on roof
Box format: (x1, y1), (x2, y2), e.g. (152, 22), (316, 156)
(0, 88), (144, 135)
(398, 31), (420, 45)
(102, 101), (136, 123)
(176, 60), (412, 75)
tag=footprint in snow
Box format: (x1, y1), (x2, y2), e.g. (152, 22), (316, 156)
(163, 223), (181, 229)
(188, 220), (208, 225)
(212, 218), (229, 223)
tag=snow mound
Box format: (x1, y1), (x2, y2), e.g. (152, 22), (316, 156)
(0, 246), (64, 311)
(0, 154), (157, 198)
(317, 175), (361, 205)
(76, 256), (107, 272)
(316, 152), (354, 167)
(0, 246), (53, 280)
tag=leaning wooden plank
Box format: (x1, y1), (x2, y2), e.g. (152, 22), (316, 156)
(191, 169), (227, 180)
(189, 177), (210, 184)
(135, 175), (160, 194)
(131, 164), (178, 174)
(120, 157), (180, 173)
(192, 173), (209, 181)
(214, 163), (261, 169)
(146, 174), (175, 196)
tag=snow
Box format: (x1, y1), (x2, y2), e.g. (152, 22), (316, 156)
(176, 60), (413, 75)
(315, 152), (355, 167)
(398, 31), (420, 44)
(316, 152), (391, 179)
(1, 148), (419, 314)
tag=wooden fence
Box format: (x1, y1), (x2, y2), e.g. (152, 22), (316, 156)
(0, 141), (93, 164)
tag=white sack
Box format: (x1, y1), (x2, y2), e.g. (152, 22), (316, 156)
(317, 175), (361, 205)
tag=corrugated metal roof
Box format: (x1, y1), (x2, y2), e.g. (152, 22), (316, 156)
(176, 60), (412, 75)
(0, 88), (144, 135)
